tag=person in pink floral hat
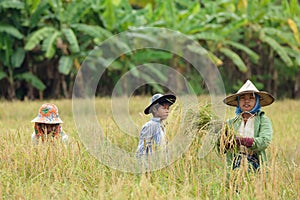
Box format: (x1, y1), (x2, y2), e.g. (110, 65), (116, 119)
(31, 103), (69, 143)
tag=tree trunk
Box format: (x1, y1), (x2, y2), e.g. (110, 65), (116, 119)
(7, 68), (16, 100)
(26, 60), (35, 100)
(265, 49), (273, 93)
(7, 82), (16, 100)
(294, 67), (300, 98)
(61, 75), (69, 98)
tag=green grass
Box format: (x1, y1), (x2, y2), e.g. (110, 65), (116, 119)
(0, 97), (299, 199)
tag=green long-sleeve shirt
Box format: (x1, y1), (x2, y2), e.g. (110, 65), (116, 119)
(225, 111), (273, 167)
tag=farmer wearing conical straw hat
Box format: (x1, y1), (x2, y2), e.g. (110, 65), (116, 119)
(222, 80), (274, 172)
(31, 103), (69, 144)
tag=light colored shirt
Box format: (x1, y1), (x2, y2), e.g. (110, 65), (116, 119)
(31, 128), (69, 144)
(238, 115), (255, 138)
(136, 117), (167, 157)
(238, 115), (256, 154)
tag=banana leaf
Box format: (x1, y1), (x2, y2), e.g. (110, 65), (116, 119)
(224, 41), (259, 63)
(42, 30), (60, 58)
(0, 24), (23, 39)
(260, 33), (293, 67)
(15, 72), (46, 91)
(62, 28), (80, 53)
(59, 56), (74, 75)
(25, 27), (55, 50)
(219, 47), (248, 72)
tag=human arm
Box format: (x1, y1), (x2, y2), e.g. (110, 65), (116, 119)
(216, 120), (236, 153)
(235, 137), (254, 147)
(136, 123), (155, 155)
(250, 115), (273, 151)
(60, 127), (69, 143)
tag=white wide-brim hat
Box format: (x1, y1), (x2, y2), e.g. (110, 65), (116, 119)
(223, 80), (275, 107)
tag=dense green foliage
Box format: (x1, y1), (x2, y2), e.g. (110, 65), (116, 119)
(0, 0), (299, 99)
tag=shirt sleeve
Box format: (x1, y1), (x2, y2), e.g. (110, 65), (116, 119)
(250, 115), (273, 151)
(136, 123), (157, 156)
(60, 127), (69, 143)
(31, 132), (37, 143)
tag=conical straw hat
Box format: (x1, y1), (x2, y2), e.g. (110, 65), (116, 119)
(223, 80), (275, 107)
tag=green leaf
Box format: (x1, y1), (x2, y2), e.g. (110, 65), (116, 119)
(220, 18), (248, 35)
(25, 27), (55, 50)
(127, 61), (139, 77)
(224, 41), (259, 63)
(186, 43), (208, 56)
(296, 55), (300, 66)
(11, 48), (25, 68)
(15, 72), (46, 91)
(139, 72), (164, 93)
(42, 31), (60, 58)
(260, 34), (293, 67)
(143, 63), (168, 82)
(0, 0), (24, 9)
(163, 0), (176, 27)
(110, 60), (124, 70)
(0, 24), (23, 39)
(131, 49), (173, 64)
(0, 71), (7, 80)
(71, 23), (112, 39)
(101, 0), (116, 30)
(62, 28), (80, 53)
(29, 1), (49, 28)
(262, 27), (298, 49)
(111, 0), (121, 6)
(27, 0), (42, 14)
(191, 32), (224, 42)
(207, 51), (223, 66)
(58, 56), (74, 75)
(219, 47), (247, 72)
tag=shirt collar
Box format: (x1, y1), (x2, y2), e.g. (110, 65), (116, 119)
(151, 117), (161, 122)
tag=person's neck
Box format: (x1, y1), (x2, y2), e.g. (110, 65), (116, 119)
(241, 112), (256, 123)
(152, 116), (163, 122)
(242, 112), (251, 119)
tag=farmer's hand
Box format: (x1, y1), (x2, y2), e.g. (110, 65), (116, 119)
(235, 136), (254, 147)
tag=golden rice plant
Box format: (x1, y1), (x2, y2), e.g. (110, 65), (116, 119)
(218, 122), (236, 154)
(0, 98), (299, 199)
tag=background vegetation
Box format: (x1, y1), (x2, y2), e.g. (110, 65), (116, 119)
(0, 97), (299, 199)
(0, 0), (300, 100)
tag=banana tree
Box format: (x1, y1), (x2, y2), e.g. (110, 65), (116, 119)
(179, 0), (299, 96)
(24, 0), (112, 98)
(0, 0), (45, 99)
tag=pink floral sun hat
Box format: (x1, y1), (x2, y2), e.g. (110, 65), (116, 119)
(31, 103), (63, 124)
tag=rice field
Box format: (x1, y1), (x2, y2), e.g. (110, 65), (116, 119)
(0, 97), (299, 199)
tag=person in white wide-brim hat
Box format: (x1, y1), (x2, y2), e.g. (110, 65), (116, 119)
(221, 80), (274, 172)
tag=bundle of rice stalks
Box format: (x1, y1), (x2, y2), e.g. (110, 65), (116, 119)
(219, 123), (236, 154)
(183, 104), (225, 158)
(195, 104), (217, 130)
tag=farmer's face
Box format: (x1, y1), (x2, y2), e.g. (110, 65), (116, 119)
(239, 93), (256, 112)
(155, 103), (170, 120)
(39, 123), (58, 134)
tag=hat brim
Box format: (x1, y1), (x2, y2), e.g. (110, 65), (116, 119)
(144, 94), (176, 115)
(31, 117), (63, 124)
(223, 91), (275, 107)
